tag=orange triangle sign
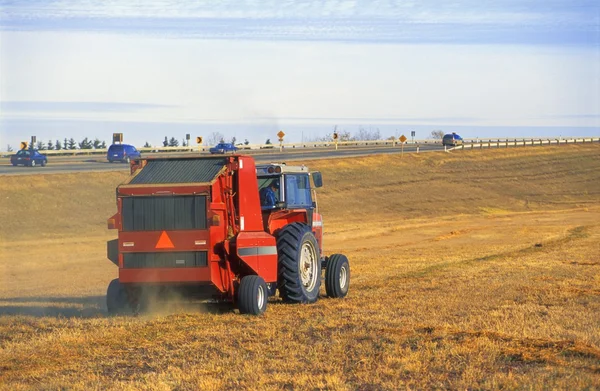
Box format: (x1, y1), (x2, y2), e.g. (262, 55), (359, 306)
(155, 231), (175, 249)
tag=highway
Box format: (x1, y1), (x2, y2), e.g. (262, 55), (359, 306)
(0, 144), (444, 176)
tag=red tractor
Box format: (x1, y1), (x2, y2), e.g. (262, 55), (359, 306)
(106, 154), (349, 315)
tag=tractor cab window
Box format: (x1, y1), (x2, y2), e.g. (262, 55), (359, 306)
(284, 174), (312, 209)
(258, 177), (281, 209)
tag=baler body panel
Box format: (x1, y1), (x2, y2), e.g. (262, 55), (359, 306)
(109, 155), (277, 297)
(234, 231), (278, 283)
(235, 156), (265, 232)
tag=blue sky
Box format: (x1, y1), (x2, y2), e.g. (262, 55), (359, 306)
(1, 1), (599, 149)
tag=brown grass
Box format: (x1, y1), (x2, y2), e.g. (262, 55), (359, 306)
(0, 144), (599, 390)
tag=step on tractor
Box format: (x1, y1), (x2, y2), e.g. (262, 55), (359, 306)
(106, 155), (350, 315)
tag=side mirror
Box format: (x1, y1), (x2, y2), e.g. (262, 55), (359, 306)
(312, 172), (323, 188)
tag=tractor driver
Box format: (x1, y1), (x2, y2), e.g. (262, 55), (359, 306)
(260, 179), (279, 208)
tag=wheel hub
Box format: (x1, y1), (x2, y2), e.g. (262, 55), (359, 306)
(339, 265), (348, 289)
(257, 285), (265, 308)
(300, 242), (318, 291)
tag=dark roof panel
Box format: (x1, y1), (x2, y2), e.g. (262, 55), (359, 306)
(128, 158), (228, 184)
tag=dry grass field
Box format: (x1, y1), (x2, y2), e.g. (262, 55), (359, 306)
(0, 144), (599, 390)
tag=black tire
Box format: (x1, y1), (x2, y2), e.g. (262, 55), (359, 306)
(325, 254), (350, 298)
(277, 222), (321, 303)
(106, 278), (129, 314)
(238, 275), (268, 315)
(41, 159), (47, 167)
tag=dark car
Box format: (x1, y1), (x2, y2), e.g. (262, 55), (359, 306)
(10, 149), (47, 167)
(442, 133), (464, 147)
(209, 143), (238, 154)
(107, 144), (141, 163)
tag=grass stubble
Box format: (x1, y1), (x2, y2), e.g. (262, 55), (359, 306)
(0, 144), (599, 390)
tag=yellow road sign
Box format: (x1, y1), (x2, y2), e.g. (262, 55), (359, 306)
(399, 135), (407, 143)
(113, 133), (123, 143)
(333, 132), (338, 140)
(196, 136), (203, 144)
(20, 141), (28, 150)
(277, 130), (285, 139)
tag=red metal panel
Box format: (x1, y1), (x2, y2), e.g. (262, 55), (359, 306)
(236, 156), (264, 232)
(235, 231), (278, 283)
(119, 230), (210, 252)
(267, 209), (309, 235)
(119, 267), (211, 283)
(312, 212), (324, 255)
(118, 185), (211, 196)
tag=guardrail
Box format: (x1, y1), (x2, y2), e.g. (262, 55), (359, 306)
(453, 137), (600, 151)
(3, 137), (598, 157)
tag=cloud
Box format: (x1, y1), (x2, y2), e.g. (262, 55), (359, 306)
(0, 101), (173, 113)
(0, 0), (597, 44)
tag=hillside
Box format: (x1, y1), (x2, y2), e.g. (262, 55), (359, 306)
(0, 144), (599, 390)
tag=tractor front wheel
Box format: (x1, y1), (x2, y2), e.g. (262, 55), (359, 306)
(106, 278), (129, 314)
(238, 275), (268, 315)
(325, 254), (350, 298)
(277, 222), (321, 303)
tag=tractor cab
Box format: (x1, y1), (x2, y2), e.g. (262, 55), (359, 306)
(256, 163), (324, 241)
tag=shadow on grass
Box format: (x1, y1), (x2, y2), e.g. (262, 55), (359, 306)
(0, 296), (105, 318)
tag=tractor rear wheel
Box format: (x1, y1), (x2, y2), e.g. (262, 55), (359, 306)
(277, 222), (321, 303)
(325, 254), (350, 298)
(238, 275), (268, 315)
(106, 278), (129, 314)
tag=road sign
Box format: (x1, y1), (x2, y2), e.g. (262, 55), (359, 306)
(31, 136), (37, 144)
(399, 135), (407, 143)
(411, 131), (415, 137)
(20, 141), (28, 150)
(186, 134), (190, 140)
(113, 133), (123, 144)
(196, 136), (203, 144)
(277, 130), (285, 139)
(333, 132), (338, 140)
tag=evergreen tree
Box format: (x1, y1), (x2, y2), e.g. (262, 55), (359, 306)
(168, 137), (179, 147)
(244, 139), (250, 145)
(78, 137), (93, 149)
(64, 138), (68, 150)
(36, 141), (46, 150)
(100, 141), (107, 149)
(163, 137), (169, 147)
(55, 140), (62, 150)
(265, 138), (272, 145)
(47, 140), (54, 150)
(181, 139), (187, 147)
(231, 136), (237, 145)
(143, 141), (151, 148)
(68, 138), (77, 150)
(92, 138), (102, 149)
(7, 145), (13, 152)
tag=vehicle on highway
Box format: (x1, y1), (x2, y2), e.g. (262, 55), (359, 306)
(107, 144), (141, 163)
(442, 133), (464, 147)
(209, 142), (238, 154)
(10, 149), (48, 167)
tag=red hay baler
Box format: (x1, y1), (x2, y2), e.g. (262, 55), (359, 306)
(106, 154), (349, 315)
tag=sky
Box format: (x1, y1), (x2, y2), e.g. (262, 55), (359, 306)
(0, 1), (599, 149)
